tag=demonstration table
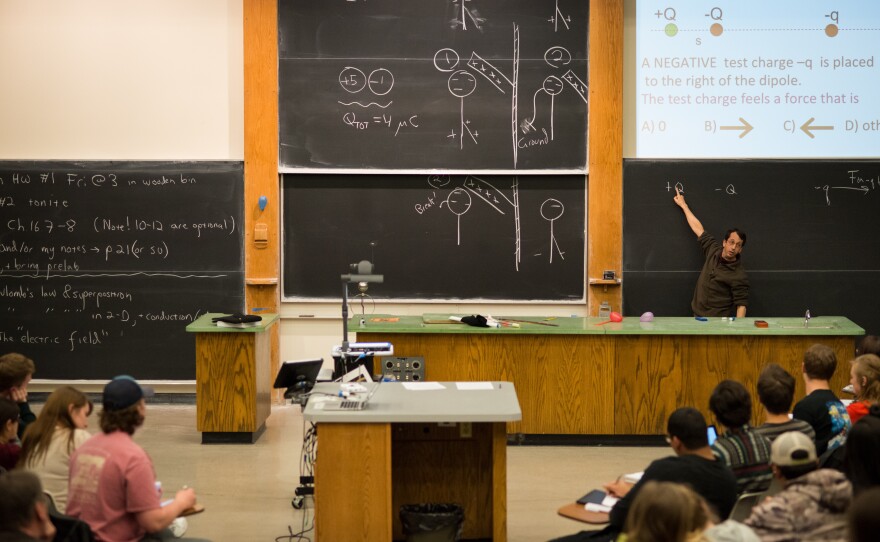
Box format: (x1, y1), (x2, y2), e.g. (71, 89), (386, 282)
(357, 315), (863, 438)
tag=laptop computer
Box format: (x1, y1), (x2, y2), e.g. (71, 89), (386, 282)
(322, 381), (381, 411)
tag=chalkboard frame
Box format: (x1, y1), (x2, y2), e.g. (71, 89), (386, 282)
(622, 158), (880, 335)
(278, 0), (590, 174)
(0, 160), (246, 380)
(281, 173), (588, 303)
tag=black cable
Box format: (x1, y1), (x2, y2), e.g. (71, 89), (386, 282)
(277, 421), (318, 541)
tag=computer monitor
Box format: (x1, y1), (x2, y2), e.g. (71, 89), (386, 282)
(274, 358), (324, 397)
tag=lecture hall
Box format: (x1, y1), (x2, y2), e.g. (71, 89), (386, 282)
(1, 1), (879, 541)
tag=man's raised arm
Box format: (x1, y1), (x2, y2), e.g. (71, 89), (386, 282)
(673, 187), (705, 238)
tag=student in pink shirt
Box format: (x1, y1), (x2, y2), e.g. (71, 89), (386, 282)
(66, 376), (203, 542)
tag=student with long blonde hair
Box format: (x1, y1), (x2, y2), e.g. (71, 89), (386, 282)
(622, 481), (709, 542)
(19, 385), (92, 511)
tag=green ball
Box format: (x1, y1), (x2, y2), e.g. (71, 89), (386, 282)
(665, 23), (678, 37)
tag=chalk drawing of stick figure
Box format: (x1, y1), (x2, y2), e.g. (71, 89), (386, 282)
(440, 187), (473, 246)
(523, 75), (565, 139)
(541, 198), (565, 263)
(447, 70), (479, 149)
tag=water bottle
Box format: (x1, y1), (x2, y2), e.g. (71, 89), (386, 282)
(598, 301), (611, 319)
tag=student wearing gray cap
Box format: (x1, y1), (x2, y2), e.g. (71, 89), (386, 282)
(744, 431), (852, 542)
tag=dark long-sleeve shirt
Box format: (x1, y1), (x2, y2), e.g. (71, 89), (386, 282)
(17, 401), (36, 440)
(609, 453), (738, 532)
(692, 232), (749, 317)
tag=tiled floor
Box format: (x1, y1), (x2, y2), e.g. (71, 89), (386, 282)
(72, 403), (669, 541)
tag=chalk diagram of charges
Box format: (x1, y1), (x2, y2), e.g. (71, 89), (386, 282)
(427, 175), (566, 270)
(652, 7), (852, 38)
(432, 35), (587, 168)
(337, 67), (395, 108)
(448, 0), (571, 33)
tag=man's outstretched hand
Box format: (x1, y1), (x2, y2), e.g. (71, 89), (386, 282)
(673, 186), (687, 209)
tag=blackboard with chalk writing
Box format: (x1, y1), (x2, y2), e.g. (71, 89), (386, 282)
(623, 159), (880, 334)
(0, 161), (245, 380)
(278, 0), (589, 172)
(282, 173), (586, 301)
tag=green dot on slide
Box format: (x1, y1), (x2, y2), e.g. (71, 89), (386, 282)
(665, 23), (678, 37)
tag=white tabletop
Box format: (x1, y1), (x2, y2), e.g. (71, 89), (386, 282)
(304, 381), (522, 423)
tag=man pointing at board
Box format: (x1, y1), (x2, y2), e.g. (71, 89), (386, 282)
(674, 188), (749, 318)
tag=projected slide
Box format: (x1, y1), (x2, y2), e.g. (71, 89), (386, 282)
(635, 1), (880, 158)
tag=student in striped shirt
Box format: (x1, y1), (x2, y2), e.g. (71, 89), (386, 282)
(709, 379), (773, 494)
(754, 363), (816, 444)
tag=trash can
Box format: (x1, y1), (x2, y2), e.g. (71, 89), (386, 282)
(399, 503), (465, 542)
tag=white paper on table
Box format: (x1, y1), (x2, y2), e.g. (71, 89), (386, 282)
(402, 382), (446, 391)
(623, 471), (644, 484)
(455, 382), (495, 390)
(601, 495), (619, 507)
(584, 503), (612, 513)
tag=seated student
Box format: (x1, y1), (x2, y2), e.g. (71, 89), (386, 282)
(844, 405), (880, 495)
(754, 363), (816, 443)
(847, 354), (880, 425)
(0, 470), (57, 541)
(856, 335), (880, 357)
(551, 407), (738, 542)
(607, 407), (738, 523)
(0, 397), (22, 471)
(702, 520), (760, 542)
(67, 376), (201, 541)
(847, 486), (880, 542)
(619, 481), (710, 542)
(792, 344), (851, 456)
(709, 380), (773, 494)
(0, 353), (37, 440)
(621, 482), (762, 542)
(745, 431), (852, 542)
(19, 386), (92, 512)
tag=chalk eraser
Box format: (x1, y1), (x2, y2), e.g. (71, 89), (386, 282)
(695, 316), (708, 322)
(754, 320), (769, 328)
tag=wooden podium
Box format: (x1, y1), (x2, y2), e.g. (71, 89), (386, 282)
(304, 382), (521, 541)
(186, 313), (278, 444)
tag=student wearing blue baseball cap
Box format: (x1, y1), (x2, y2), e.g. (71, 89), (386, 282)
(66, 376), (205, 541)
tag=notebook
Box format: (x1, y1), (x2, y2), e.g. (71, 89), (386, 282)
(576, 489), (607, 505)
(322, 381), (381, 411)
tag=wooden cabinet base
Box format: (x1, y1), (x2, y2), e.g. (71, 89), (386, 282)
(314, 422), (508, 542)
(201, 426), (266, 444)
(188, 314), (277, 444)
(359, 332), (854, 435)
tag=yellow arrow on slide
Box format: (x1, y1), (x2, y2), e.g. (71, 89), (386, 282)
(800, 117), (834, 139)
(719, 117), (754, 138)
